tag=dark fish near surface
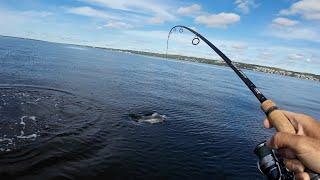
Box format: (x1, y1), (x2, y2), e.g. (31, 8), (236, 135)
(129, 112), (166, 124)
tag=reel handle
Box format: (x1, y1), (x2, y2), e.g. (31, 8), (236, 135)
(261, 100), (295, 134)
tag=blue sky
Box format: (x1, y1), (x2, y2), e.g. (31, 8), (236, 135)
(0, 0), (320, 74)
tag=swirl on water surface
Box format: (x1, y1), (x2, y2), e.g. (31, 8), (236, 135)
(0, 85), (104, 153)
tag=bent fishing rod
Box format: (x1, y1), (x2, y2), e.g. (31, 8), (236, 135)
(167, 25), (293, 132)
(166, 25), (319, 180)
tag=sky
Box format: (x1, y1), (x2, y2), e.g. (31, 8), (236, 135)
(0, 0), (320, 74)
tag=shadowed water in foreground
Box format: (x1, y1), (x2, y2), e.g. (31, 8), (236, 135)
(0, 36), (319, 179)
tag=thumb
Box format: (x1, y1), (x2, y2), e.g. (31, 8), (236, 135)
(267, 132), (302, 151)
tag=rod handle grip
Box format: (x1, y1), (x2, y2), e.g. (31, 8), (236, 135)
(261, 100), (320, 176)
(261, 100), (296, 134)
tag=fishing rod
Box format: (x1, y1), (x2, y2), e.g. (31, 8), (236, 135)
(166, 25), (294, 132)
(166, 25), (319, 180)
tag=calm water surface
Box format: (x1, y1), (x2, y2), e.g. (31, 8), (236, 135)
(0, 36), (319, 179)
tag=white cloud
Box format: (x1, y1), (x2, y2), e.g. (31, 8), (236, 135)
(0, 10), (53, 21)
(232, 43), (247, 50)
(230, 43), (247, 55)
(147, 16), (165, 24)
(123, 30), (168, 39)
(0, 9), (54, 28)
(234, 0), (257, 14)
(122, 29), (193, 44)
(81, 0), (129, 10)
(259, 52), (273, 59)
(177, 4), (201, 15)
(178, 4), (240, 29)
(21, 11), (53, 18)
(280, 0), (320, 20)
(68, 6), (122, 20)
(272, 17), (299, 26)
(195, 13), (240, 28)
(80, 0), (176, 24)
(104, 21), (132, 29)
(288, 53), (304, 60)
(0, 9), (91, 44)
(268, 25), (320, 42)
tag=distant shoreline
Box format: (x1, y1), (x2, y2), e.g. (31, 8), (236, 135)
(1, 35), (319, 82)
(94, 47), (320, 82)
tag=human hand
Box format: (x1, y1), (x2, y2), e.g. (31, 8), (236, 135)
(264, 111), (320, 179)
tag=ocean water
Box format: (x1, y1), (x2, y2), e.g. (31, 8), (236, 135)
(0, 36), (319, 180)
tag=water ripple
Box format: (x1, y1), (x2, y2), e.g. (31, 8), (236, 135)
(0, 85), (109, 178)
